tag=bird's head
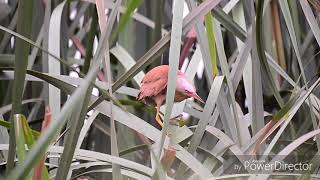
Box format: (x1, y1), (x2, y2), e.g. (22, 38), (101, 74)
(176, 73), (204, 104)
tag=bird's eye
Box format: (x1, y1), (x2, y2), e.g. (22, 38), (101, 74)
(185, 90), (190, 93)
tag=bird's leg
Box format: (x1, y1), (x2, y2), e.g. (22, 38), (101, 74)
(158, 112), (182, 120)
(158, 112), (185, 125)
(155, 105), (163, 127)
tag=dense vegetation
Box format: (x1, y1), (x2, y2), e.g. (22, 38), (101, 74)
(0, 0), (320, 179)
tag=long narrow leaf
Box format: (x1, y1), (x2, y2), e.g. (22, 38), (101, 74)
(256, 0), (284, 107)
(7, 0), (34, 173)
(6, 0), (117, 177)
(176, 76), (224, 179)
(112, 0), (223, 92)
(156, 3), (185, 179)
(13, 114), (27, 166)
(204, 13), (218, 77)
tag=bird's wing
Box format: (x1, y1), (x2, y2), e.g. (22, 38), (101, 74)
(138, 76), (167, 99)
(140, 65), (168, 84)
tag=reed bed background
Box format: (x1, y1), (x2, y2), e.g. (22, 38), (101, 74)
(0, 0), (320, 179)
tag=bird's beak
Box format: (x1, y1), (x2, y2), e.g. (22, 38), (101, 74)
(191, 93), (205, 104)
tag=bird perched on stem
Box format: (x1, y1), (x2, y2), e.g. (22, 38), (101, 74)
(137, 65), (204, 127)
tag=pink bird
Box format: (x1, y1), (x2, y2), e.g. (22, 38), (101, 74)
(137, 65), (204, 127)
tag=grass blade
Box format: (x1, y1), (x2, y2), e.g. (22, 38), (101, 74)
(204, 13), (217, 77)
(157, 0), (184, 161)
(96, 0), (123, 179)
(214, 20), (244, 145)
(185, 0), (214, 85)
(260, 77), (320, 164)
(256, 128), (320, 179)
(109, 0), (143, 45)
(55, 0), (122, 178)
(83, 4), (98, 74)
(278, 0), (320, 150)
(212, 7), (246, 41)
(6, 1), (116, 177)
(0, 10), (17, 53)
(176, 76), (224, 179)
(112, 0), (223, 92)
(299, 0), (320, 46)
(55, 84), (93, 180)
(13, 114), (29, 180)
(13, 115), (26, 163)
(256, 0), (284, 107)
(110, 45), (145, 86)
(0, 25), (122, 109)
(76, 111), (99, 149)
(94, 101), (214, 178)
(7, 0), (34, 173)
(0, 118), (40, 138)
(48, 0), (65, 124)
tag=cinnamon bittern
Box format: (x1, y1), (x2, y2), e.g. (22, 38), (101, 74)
(137, 65), (204, 127)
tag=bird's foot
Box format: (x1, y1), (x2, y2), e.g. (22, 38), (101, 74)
(168, 115), (183, 126)
(157, 113), (187, 127)
(155, 113), (164, 128)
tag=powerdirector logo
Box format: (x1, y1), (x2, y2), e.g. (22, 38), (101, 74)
(222, 155), (315, 174)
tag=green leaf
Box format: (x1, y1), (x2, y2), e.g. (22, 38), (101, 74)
(274, 91), (301, 121)
(54, 2), (112, 179)
(298, 152), (320, 180)
(82, 4), (98, 74)
(256, 0), (284, 108)
(21, 118), (35, 148)
(110, 45), (145, 86)
(13, 114), (30, 180)
(26, 70), (75, 94)
(214, 20), (245, 145)
(0, 26), (121, 109)
(13, 114), (27, 165)
(0, 98), (43, 115)
(7, 0), (34, 173)
(261, 77), (320, 163)
(97, 0), (123, 178)
(0, 26), (71, 70)
(119, 144), (148, 156)
(212, 7), (247, 41)
(6, 0), (123, 177)
(0, 10), (17, 53)
(2, 68), (125, 115)
(0, 119), (10, 131)
(20, 115), (50, 180)
(112, 0), (224, 92)
(109, 0), (143, 44)
(175, 76), (224, 179)
(71, 168), (151, 180)
(278, 0), (319, 149)
(0, 145), (154, 178)
(156, 2), (184, 175)
(0, 118), (40, 138)
(150, 145), (166, 180)
(255, 128), (320, 179)
(55, 84), (93, 180)
(94, 101), (214, 178)
(76, 111), (100, 149)
(47, 0), (66, 123)
(204, 13), (218, 77)
(299, 0), (320, 47)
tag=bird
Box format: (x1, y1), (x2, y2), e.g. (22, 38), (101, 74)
(137, 65), (204, 127)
